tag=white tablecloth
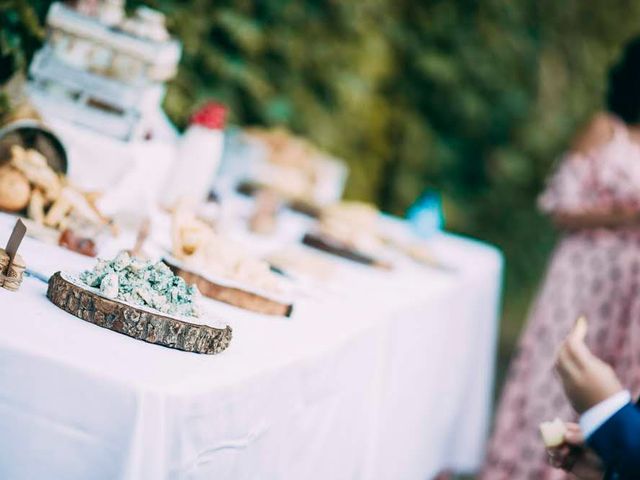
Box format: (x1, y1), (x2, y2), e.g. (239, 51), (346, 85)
(0, 210), (502, 480)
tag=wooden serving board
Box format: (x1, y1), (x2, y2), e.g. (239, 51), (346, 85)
(47, 272), (232, 354)
(302, 233), (393, 270)
(236, 181), (322, 218)
(165, 259), (294, 317)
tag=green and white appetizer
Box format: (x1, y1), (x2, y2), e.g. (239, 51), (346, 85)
(80, 251), (201, 318)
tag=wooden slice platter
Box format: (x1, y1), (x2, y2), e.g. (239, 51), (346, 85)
(47, 272), (232, 354)
(302, 233), (393, 270)
(164, 258), (294, 317)
(236, 181), (322, 218)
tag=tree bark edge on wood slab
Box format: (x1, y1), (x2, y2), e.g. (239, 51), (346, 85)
(166, 260), (293, 317)
(46, 272), (232, 354)
(302, 233), (392, 270)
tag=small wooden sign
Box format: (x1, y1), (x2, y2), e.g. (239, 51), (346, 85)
(5, 218), (26, 272)
(1, 219), (27, 291)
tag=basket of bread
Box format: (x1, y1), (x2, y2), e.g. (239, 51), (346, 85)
(0, 142), (110, 256)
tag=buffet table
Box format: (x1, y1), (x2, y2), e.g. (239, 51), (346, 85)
(0, 208), (502, 480)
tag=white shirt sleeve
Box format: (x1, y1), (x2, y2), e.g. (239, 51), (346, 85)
(579, 390), (631, 440)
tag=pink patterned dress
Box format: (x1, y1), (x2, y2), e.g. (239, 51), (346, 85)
(481, 122), (640, 479)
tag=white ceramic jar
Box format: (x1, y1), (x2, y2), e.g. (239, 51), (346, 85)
(162, 103), (227, 209)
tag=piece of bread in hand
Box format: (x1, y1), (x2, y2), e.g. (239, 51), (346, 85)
(539, 418), (567, 448)
(572, 315), (588, 342)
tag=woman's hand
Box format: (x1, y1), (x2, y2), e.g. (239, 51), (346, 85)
(555, 324), (623, 414)
(547, 423), (604, 479)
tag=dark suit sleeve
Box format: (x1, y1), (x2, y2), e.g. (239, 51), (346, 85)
(587, 402), (640, 480)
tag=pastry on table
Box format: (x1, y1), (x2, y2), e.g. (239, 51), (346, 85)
(303, 201), (392, 269)
(324, 202), (449, 271)
(248, 189), (280, 235)
(27, 188), (46, 223)
(318, 201), (385, 251)
(267, 247), (336, 282)
(166, 201), (294, 316)
(58, 229), (97, 257)
(0, 166), (30, 212)
(239, 128), (345, 215)
(385, 239), (453, 271)
(9, 145), (62, 201)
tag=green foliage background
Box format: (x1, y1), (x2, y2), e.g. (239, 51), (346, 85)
(3, 0), (640, 363)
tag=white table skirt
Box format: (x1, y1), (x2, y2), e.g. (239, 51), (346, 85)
(0, 212), (502, 480)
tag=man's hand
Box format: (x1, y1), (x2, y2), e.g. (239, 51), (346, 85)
(547, 423), (604, 479)
(555, 318), (623, 414)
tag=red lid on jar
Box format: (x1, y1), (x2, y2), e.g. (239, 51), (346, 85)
(190, 102), (227, 130)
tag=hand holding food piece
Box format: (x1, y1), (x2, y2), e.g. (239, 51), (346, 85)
(539, 418), (567, 448)
(555, 316), (624, 413)
(545, 422), (604, 478)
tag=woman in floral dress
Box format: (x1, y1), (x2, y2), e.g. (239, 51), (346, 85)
(480, 37), (640, 479)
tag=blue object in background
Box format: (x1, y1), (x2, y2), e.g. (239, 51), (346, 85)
(406, 190), (444, 238)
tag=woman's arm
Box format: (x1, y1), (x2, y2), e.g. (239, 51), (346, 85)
(552, 208), (640, 230)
